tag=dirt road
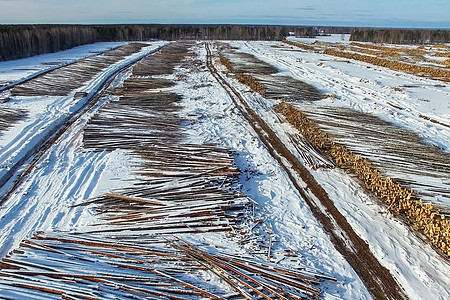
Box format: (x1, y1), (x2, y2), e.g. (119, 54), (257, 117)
(205, 42), (407, 300)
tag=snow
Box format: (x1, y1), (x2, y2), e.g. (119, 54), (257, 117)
(315, 167), (450, 299)
(224, 41), (450, 300)
(0, 41), (167, 256)
(176, 44), (371, 298)
(0, 41), (168, 190)
(288, 34), (351, 44)
(238, 41), (450, 153)
(0, 42), (127, 88)
(0, 39), (449, 299)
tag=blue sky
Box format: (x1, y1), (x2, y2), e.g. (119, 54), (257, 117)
(0, 0), (449, 28)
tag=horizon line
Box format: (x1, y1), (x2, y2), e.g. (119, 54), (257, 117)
(0, 23), (449, 30)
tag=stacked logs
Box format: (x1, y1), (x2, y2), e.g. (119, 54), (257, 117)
(314, 40), (329, 48)
(282, 40), (315, 51)
(351, 46), (400, 58)
(274, 102), (450, 256)
(441, 59), (450, 68)
(359, 49), (378, 56)
(434, 52), (450, 58)
(219, 54), (234, 73)
(350, 42), (427, 56)
(285, 40), (450, 81)
(274, 103), (329, 149)
(322, 48), (450, 82)
(235, 73), (266, 98)
(218, 53), (266, 98)
(433, 45), (449, 50)
(378, 51), (401, 58)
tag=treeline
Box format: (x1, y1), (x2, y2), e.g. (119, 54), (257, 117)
(316, 26), (352, 34)
(5, 24), (447, 61)
(350, 28), (450, 44)
(0, 24), (316, 61)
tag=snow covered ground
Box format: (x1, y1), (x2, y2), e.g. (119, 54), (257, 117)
(288, 34), (351, 44)
(238, 41), (450, 153)
(0, 40), (449, 299)
(0, 42), (127, 88)
(0, 41), (166, 256)
(177, 44), (371, 298)
(225, 41), (450, 299)
(0, 41), (167, 185)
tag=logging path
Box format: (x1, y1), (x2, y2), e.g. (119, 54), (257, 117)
(0, 43), (166, 204)
(205, 42), (407, 300)
(0, 43), (123, 94)
(0, 41), (339, 299)
(1, 39), (447, 299)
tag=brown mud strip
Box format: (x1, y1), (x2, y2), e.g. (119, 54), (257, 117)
(0, 42), (335, 299)
(207, 42), (407, 300)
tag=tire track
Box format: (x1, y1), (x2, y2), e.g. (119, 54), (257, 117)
(205, 42), (407, 300)
(0, 44), (124, 94)
(0, 44), (167, 204)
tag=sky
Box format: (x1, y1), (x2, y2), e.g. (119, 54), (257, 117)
(0, 0), (449, 29)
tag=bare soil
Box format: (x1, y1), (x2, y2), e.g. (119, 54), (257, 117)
(207, 43), (407, 300)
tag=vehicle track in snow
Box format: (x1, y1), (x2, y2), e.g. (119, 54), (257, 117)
(243, 41), (450, 132)
(0, 44), (125, 94)
(205, 42), (408, 300)
(0, 58), (84, 95)
(0, 44), (166, 205)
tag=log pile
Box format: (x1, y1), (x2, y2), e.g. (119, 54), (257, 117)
(0, 232), (333, 299)
(83, 42), (248, 236)
(378, 51), (401, 58)
(274, 102), (450, 256)
(433, 52), (450, 58)
(322, 48), (450, 82)
(282, 40), (315, 51)
(11, 43), (150, 96)
(218, 45), (322, 102)
(351, 46), (400, 58)
(359, 48), (378, 56)
(274, 103), (329, 149)
(76, 179), (248, 236)
(0, 108), (27, 135)
(217, 45), (334, 169)
(219, 54), (234, 72)
(285, 40), (450, 81)
(0, 41), (338, 298)
(441, 59), (450, 68)
(350, 42), (427, 56)
(235, 73), (266, 97)
(219, 52), (266, 98)
(282, 130), (335, 170)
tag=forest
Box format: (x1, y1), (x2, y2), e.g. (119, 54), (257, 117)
(350, 28), (450, 44)
(1, 24), (449, 61)
(0, 24), (315, 61)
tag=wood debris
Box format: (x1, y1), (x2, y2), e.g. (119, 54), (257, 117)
(11, 43), (150, 96)
(275, 102), (450, 256)
(0, 42), (335, 298)
(0, 233), (334, 299)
